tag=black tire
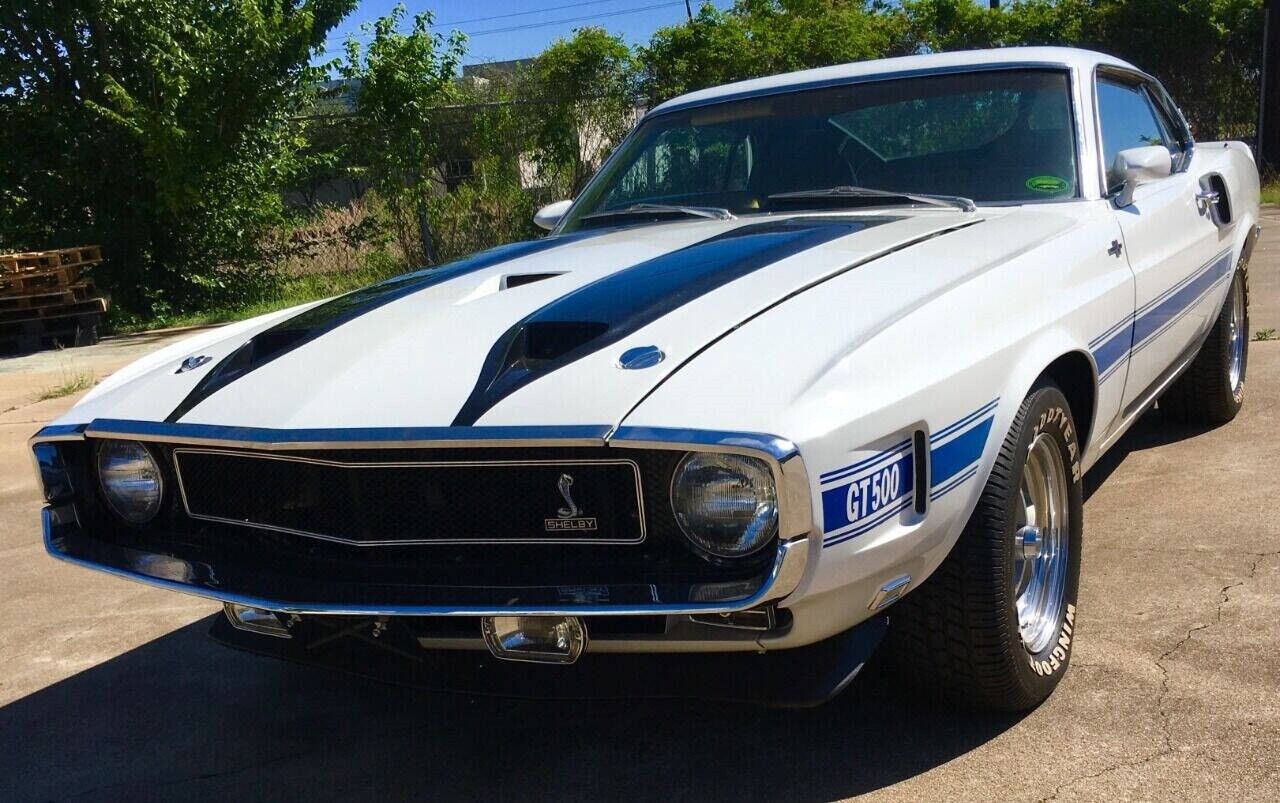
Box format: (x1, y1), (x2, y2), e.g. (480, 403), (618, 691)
(1160, 269), (1247, 425)
(883, 383), (1084, 712)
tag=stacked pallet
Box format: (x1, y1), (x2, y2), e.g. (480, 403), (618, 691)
(0, 246), (109, 355)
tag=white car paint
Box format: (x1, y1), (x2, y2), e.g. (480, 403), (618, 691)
(35, 47), (1261, 653)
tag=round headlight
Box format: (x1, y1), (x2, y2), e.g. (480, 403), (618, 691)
(670, 452), (778, 559)
(97, 440), (163, 524)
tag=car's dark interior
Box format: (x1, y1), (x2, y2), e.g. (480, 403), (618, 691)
(569, 69), (1079, 229)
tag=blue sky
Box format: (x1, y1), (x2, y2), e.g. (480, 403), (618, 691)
(317, 0), (732, 66)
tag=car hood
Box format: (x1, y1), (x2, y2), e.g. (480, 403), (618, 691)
(61, 211), (993, 431)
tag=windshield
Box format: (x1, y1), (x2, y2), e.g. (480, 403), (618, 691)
(560, 69), (1078, 231)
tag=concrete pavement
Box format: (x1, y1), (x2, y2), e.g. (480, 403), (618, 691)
(1, 230), (1278, 799)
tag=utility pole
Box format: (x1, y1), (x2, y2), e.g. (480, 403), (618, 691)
(1260, 0), (1280, 174)
(685, 0), (693, 22)
(990, 0), (1000, 8)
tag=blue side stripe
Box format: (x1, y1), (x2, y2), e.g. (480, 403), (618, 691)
(930, 416), (994, 485)
(1089, 313), (1134, 349)
(931, 466), (979, 501)
(1132, 271), (1231, 358)
(819, 437), (910, 483)
(1132, 252), (1232, 345)
(824, 498), (913, 547)
(1092, 320), (1134, 376)
(930, 398), (999, 444)
(1091, 249), (1233, 384)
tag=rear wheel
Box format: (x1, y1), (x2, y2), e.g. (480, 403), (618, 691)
(884, 383), (1083, 711)
(1160, 269), (1247, 425)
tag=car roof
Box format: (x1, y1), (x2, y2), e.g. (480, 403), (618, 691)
(648, 47), (1138, 117)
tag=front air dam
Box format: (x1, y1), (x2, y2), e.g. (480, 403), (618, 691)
(209, 613), (889, 708)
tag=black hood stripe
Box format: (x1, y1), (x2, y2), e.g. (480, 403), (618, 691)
(166, 232), (601, 423)
(451, 216), (894, 426)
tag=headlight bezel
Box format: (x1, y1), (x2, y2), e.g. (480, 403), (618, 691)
(95, 439), (165, 525)
(668, 451), (780, 560)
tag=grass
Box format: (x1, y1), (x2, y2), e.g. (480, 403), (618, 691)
(108, 262), (404, 335)
(1255, 327), (1279, 342)
(33, 364), (96, 402)
(1262, 181), (1280, 206)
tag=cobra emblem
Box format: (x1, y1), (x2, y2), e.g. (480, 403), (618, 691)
(556, 473), (582, 519)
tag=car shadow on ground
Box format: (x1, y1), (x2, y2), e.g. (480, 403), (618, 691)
(4, 410), (1217, 801)
(1082, 406), (1216, 501)
(0, 617), (1027, 800)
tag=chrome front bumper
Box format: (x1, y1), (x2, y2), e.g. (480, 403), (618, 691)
(43, 506), (812, 617)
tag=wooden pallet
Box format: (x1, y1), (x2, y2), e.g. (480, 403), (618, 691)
(0, 264), (86, 296)
(0, 246), (102, 275)
(0, 281), (98, 312)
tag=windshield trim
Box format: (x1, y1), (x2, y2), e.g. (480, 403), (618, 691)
(646, 61), (1075, 119)
(556, 64), (1083, 233)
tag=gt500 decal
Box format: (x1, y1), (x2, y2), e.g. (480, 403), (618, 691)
(847, 460), (904, 520)
(821, 399), (998, 547)
(821, 445), (914, 546)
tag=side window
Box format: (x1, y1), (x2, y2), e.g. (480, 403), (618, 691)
(1096, 78), (1171, 194)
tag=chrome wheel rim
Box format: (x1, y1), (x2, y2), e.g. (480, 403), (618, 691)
(1228, 277), (1245, 396)
(1013, 433), (1069, 654)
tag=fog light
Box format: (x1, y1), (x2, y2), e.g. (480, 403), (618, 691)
(224, 603), (291, 639)
(481, 616), (586, 664)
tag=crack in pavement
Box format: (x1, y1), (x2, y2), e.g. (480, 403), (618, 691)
(1037, 551), (1278, 802)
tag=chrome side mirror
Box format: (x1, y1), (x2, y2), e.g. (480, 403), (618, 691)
(533, 199), (573, 231)
(1113, 146), (1172, 207)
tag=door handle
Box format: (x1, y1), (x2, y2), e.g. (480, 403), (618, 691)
(1196, 189), (1220, 212)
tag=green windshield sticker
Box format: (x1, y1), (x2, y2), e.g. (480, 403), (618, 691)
(1026, 175), (1070, 194)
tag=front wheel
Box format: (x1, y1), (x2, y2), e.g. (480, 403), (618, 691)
(884, 383), (1083, 711)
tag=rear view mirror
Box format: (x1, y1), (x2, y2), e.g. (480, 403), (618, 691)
(533, 200), (573, 231)
(1113, 146), (1172, 207)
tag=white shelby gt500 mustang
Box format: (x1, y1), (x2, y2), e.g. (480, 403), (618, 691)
(32, 48), (1258, 709)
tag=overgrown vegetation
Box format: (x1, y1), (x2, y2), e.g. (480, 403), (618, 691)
(1, 0), (1271, 331)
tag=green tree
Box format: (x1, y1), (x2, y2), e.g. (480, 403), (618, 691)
(1081, 0), (1262, 139)
(524, 27), (637, 196)
(427, 74), (541, 261)
(639, 1), (912, 104)
(0, 0), (356, 316)
(339, 4), (466, 266)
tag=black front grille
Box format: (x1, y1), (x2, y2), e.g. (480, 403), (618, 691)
(175, 449), (646, 545)
(57, 439), (777, 593)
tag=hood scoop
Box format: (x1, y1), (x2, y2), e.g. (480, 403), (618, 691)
(452, 216), (891, 426)
(503, 272), (564, 289)
(165, 234), (597, 423)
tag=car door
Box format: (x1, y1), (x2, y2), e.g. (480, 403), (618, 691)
(1097, 71), (1224, 412)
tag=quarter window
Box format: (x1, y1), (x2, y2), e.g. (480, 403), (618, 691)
(1096, 78), (1172, 193)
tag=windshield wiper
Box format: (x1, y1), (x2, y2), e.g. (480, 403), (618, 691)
(580, 202), (736, 227)
(769, 186), (976, 213)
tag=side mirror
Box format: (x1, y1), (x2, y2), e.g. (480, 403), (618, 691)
(533, 199), (573, 231)
(1113, 146), (1172, 207)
